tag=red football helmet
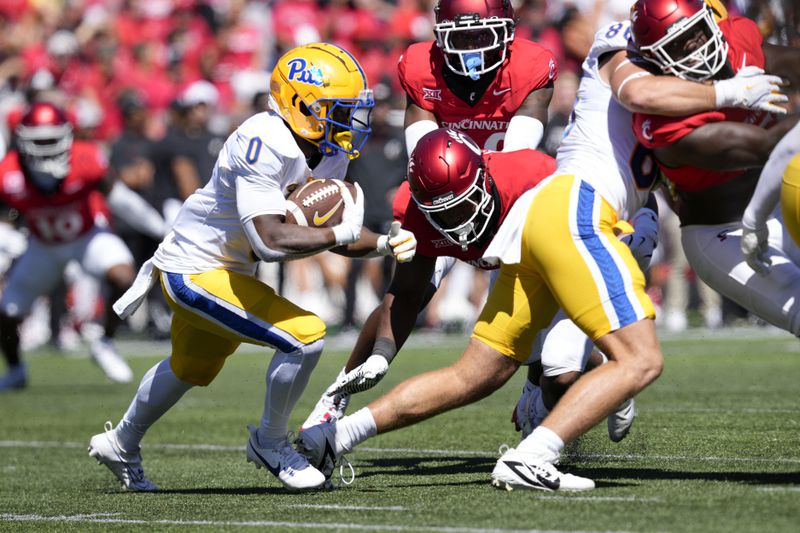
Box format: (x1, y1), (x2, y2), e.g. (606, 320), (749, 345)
(630, 0), (728, 81)
(408, 129), (495, 250)
(15, 101), (73, 191)
(434, 0), (515, 79)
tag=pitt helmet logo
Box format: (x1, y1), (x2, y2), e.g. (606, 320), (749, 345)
(287, 58), (325, 86)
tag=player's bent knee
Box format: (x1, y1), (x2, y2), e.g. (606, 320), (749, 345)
(627, 347), (663, 387)
(292, 337), (325, 358)
(285, 314), (326, 346)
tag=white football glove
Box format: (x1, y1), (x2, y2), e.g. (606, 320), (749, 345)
(0, 223), (27, 258)
(332, 181), (365, 246)
(376, 221), (417, 263)
(741, 222), (772, 275)
(326, 354), (389, 397)
(619, 207), (659, 271)
(714, 66), (788, 114)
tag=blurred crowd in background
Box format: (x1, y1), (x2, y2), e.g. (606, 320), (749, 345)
(0, 0), (798, 352)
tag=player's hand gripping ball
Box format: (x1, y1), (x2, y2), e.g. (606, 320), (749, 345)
(285, 179), (359, 228)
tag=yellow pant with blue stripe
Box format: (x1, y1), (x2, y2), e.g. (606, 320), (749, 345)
(473, 175), (655, 362)
(160, 269), (325, 385)
(781, 152), (800, 249)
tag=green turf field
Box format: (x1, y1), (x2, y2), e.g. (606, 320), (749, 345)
(1, 330), (799, 532)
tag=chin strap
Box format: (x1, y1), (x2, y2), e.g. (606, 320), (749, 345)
(318, 131), (359, 159)
(333, 131), (358, 160)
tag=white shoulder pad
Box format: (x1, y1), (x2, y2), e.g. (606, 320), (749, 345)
(222, 112), (295, 178)
(589, 21), (631, 61)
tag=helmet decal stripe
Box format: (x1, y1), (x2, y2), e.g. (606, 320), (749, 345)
(335, 45), (368, 89)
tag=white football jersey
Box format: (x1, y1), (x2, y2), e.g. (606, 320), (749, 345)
(555, 21), (655, 221)
(483, 22), (657, 266)
(153, 112), (349, 275)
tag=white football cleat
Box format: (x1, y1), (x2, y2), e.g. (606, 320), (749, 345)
(245, 424), (325, 490)
(491, 447), (594, 492)
(512, 382), (547, 439)
(88, 421), (158, 491)
(301, 391), (350, 430)
(90, 337), (133, 383)
(607, 398), (636, 443)
(294, 420), (344, 481)
(0, 364), (27, 392)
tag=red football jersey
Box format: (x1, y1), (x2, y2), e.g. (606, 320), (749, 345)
(0, 141), (107, 244)
(632, 17), (773, 192)
(393, 149), (556, 269)
(398, 38), (557, 151)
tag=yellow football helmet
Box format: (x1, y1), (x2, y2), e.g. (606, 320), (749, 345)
(704, 0), (728, 22)
(270, 43), (374, 159)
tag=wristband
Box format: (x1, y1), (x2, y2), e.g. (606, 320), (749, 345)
(372, 337), (398, 365)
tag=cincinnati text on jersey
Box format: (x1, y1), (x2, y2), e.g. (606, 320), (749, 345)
(440, 119), (510, 131)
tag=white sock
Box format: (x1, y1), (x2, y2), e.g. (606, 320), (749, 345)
(258, 339), (323, 445)
(335, 407), (377, 453)
(115, 358), (194, 453)
(517, 426), (564, 461)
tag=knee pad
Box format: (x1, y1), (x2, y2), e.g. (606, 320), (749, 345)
(288, 315), (326, 346)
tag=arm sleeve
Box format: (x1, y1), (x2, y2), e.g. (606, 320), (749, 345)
(404, 119), (438, 155)
(502, 115), (544, 152)
(107, 182), (167, 238)
(743, 122), (800, 228)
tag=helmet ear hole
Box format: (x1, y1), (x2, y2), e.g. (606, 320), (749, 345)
(297, 100), (313, 117)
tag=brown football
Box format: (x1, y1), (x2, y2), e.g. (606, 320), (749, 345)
(284, 179), (358, 228)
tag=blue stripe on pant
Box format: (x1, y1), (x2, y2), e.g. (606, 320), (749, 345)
(166, 272), (298, 353)
(576, 181), (638, 326)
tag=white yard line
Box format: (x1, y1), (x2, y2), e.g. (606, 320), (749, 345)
(287, 504), (407, 511)
(645, 407), (800, 414)
(0, 514), (642, 533)
(754, 487), (800, 493)
(1, 439), (799, 465)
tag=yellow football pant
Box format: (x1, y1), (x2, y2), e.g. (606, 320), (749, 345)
(160, 269), (325, 385)
(473, 175), (654, 362)
(781, 152), (800, 248)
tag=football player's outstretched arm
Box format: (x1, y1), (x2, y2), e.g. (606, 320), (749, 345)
(403, 97), (438, 154)
(326, 254), (437, 397)
(332, 222), (417, 263)
(608, 51), (788, 116)
(654, 115), (800, 170)
(502, 84), (553, 152)
(96, 159), (167, 239)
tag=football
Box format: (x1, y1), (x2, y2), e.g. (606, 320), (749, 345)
(284, 179), (357, 228)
